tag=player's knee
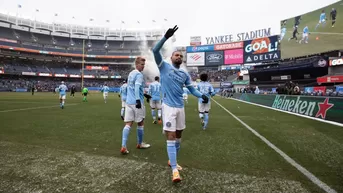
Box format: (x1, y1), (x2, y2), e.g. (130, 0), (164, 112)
(138, 119), (144, 126)
(125, 122), (133, 127)
(166, 131), (176, 140)
(176, 130), (182, 138)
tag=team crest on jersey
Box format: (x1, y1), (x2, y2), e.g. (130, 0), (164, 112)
(166, 122), (172, 127)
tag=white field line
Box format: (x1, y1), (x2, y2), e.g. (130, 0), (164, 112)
(212, 98), (337, 193)
(0, 104), (78, 113)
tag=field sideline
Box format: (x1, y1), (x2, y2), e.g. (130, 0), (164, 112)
(0, 92), (342, 193)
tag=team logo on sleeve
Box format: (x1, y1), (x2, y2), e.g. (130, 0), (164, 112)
(166, 122), (172, 127)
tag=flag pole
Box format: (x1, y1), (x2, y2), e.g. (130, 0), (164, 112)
(81, 39), (85, 89)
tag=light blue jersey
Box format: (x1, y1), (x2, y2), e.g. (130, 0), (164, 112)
(183, 87), (188, 95)
(101, 86), (110, 93)
(281, 27), (286, 34)
(152, 37), (203, 108)
(58, 84), (68, 95)
(126, 70), (145, 105)
(303, 26), (309, 34)
(148, 81), (161, 101)
(320, 13), (326, 21)
(120, 83), (128, 101)
(197, 82), (214, 103)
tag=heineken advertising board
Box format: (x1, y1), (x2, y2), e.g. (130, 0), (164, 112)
(232, 93), (343, 124)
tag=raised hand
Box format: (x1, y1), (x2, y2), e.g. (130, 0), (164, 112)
(164, 25), (178, 39)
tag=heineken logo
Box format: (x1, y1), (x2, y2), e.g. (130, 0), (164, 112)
(272, 95), (334, 119)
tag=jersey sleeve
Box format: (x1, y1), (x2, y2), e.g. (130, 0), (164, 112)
(185, 73), (192, 87)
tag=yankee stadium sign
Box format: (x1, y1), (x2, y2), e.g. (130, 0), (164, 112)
(205, 28), (271, 45)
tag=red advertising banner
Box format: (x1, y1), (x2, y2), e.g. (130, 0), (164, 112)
(214, 42), (243, 50)
(0, 45), (133, 59)
(317, 75), (343, 83)
(86, 66), (109, 70)
(0, 38), (17, 43)
(329, 58), (343, 66)
(313, 86), (326, 93)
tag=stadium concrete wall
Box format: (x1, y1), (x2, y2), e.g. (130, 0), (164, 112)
(232, 93), (343, 124)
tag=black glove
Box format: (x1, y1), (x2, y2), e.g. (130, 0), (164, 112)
(136, 100), (142, 109)
(164, 25), (179, 39)
(201, 95), (209, 104)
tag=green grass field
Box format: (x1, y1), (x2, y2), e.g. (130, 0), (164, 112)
(280, 1), (343, 59)
(0, 92), (342, 193)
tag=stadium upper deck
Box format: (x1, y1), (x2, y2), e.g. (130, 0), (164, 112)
(0, 12), (164, 56)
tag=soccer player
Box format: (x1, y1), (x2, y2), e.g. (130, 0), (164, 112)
(58, 81), (68, 109)
(82, 87), (88, 102)
(119, 80), (128, 120)
(299, 26), (309, 44)
(152, 25), (209, 183)
(70, 85), (76, 97)
(148, 76), (162, 124)
(120, 57), (150, 155)
(280, 26), (286, 41)
(182, 87), (188, 104)
(288, 25), (299, 42)
(315, 10), (327, 30)
(197, 73), (215, 130)
(101, 83), (110, 103)
(330, 8), (337, 27)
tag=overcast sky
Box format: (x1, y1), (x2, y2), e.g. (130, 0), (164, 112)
(0, 0), (340, 46)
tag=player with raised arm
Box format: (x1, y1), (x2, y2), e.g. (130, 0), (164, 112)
(119, 80), (128, 120)
(197, 73), (215, 130)
(101, 83), (110, 103)
(148, 76), (162, 124)
(58, 81), (68, 109)
(120, 57), (150, 155)
(315, 10), (327, 30)
(152, 25), (209, 183)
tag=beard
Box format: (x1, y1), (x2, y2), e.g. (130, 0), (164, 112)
(174, 59), (182, 65)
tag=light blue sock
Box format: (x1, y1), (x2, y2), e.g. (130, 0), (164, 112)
(121, 125), (130, 147)
(121, 108), (125, 117)
(62, 101), (65, 106)
(204, 113), (209, 128)
(151, 109), (156, 120)
(167, 140), (177, 170)
(175, 138), (181, 155)
(137, 126), (144, 145)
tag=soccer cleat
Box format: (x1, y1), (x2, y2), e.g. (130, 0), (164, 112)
(200, 119), (204, 127)
(172, 170), (181, 183)
(121, 116), (124, 120)
(168, 160), (183, 171)
(136, 142), (151, 149)
(120, 147), (129, 155)
(153, 120), (157, 124)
